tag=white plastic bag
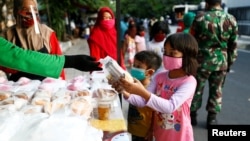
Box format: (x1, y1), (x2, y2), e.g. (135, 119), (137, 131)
(100, 56), (133, 82)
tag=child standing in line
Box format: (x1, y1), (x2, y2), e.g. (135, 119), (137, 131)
(128, 50), (162, 141)
(135, 24), (147, 53)
(147, 21), (170, 79)
(147, 21), (170, 59)
(111, 33), (199, 141)
(123, 21), (137, 70)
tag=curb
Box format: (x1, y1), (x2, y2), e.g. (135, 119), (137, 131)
(237, 35), (250, 50)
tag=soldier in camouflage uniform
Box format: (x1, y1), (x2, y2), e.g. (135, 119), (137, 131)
(189, 0), (238, 127)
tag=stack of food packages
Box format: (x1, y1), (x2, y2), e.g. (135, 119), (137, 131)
(0, 74), (115, 141)
(0, 76), (94, 117)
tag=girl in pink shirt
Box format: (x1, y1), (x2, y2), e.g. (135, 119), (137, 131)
(110, 33), (199, 141)
(135, 24), (146, 52)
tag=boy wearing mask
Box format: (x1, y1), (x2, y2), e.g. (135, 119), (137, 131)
(127, 50), (162, 141)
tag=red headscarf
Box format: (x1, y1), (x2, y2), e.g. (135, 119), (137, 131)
(88, 7), (117, 61)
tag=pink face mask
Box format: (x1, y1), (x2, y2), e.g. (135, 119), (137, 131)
(163, 55), (182, 70)
(100, 19), (115, 29)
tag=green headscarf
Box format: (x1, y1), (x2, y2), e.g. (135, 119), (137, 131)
(183, 12), (196, 33)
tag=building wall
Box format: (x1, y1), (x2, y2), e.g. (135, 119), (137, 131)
(224, 0), (249, 8)
(226, 0), (250, 36)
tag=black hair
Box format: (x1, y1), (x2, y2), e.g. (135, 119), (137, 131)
(134, 50), (162, 71)
(136, 24), (145, 35)
(13, 0), (38, 18)
(205, 0), (222, 6)
(124, 21), (137, 37)
(123, 14), (130, 22)
(164, 33), (199, 76)
(149, 21), (170, 41)
(128, 20), (136, 29)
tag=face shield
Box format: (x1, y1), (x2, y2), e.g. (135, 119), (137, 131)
(17, 5), (40, 34)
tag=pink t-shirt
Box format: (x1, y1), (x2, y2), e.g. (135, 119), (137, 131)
(135, 35), (146, 52)
(127, 71), (196, 141)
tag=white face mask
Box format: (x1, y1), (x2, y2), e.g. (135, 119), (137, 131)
(163, 55), (182, 70)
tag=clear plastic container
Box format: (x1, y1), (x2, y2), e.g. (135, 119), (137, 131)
(97, 100), (111, 120)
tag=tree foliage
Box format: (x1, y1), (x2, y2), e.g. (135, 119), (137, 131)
(1, 0), (201, 39)
(38, 0), (114, 40)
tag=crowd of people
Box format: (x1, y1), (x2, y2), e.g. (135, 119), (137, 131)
(0, 0), (238, 141)
(103, 0), (238, 141)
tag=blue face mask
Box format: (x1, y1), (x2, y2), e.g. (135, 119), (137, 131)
(130, 67), (146, 80)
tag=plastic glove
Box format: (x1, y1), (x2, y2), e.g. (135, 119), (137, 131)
(64, 55), (102, 72)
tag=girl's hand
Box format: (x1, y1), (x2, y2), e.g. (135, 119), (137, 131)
(121, 90), (130, 99)
(119, 77), (144, 94)
(119, 77), (151, 101)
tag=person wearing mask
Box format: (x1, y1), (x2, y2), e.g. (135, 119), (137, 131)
(135, 24), (147, 52)
(123, 21), (137, 70)
(1, 0), (66, 81)
(110, 33), (199, 141)
(147, 21), (170, 79)
(88, 6), (126, 70)
(88, 7), (126, 106)
(147, 21), (170, 58)
(127, 50), (162, 141)
(175, 11), (185, 33)
(0, 37), (102, 78)
(190, 0), (238, 127)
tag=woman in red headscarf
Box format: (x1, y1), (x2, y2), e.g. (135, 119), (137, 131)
(87, 7), (126, 70)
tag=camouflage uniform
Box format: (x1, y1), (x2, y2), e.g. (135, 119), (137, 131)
(190, 8), (238, 114)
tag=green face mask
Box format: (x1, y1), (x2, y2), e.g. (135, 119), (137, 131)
(130, 67), (146, 80)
